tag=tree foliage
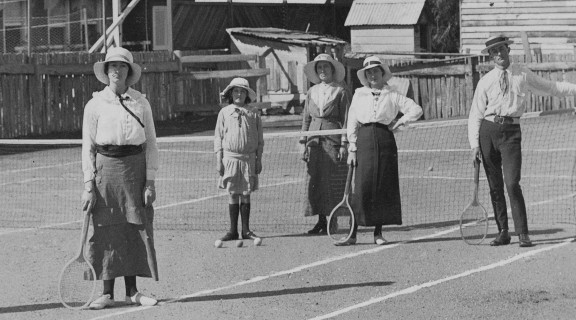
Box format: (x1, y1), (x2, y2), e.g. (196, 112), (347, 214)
(424, 0), (460, 53)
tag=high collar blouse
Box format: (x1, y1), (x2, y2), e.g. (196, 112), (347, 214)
(82, 86), (159, 182)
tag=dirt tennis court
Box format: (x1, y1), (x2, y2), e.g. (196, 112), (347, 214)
(1, 221), (575, 320)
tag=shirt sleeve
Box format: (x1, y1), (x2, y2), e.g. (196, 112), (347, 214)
(346, 93), (361, 152)
(81, 99), (98, 183)
(142, 98), (159, 181)
(214, 109), (225, 153)
(394, 93), (423, 125)
(300, 89), (312, 144)
(256, 113), (264, 161)
(339, 88), (352, 144)
(525, 67), (576, 97)
(468, 80), (488, 149)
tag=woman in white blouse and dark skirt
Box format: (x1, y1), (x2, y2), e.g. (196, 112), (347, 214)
(81, 47), (159, 309)
(341, 56), (423, 246)
(300, 54), (351, 234)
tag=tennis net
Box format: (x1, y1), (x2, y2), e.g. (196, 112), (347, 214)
(1, 109), (575, 233)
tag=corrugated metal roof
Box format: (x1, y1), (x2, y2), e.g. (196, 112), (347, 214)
(345, 0), (426, 26)
(227, 27), (348, 46)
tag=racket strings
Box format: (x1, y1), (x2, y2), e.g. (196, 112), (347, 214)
(460, 206), (489, 244)
(59, 259), (96, 309)
(328, 207), (353, 241)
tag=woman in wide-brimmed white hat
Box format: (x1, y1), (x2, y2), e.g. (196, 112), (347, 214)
(299, 53), (351, 234)
(214, 77), (264, 243)
(82, 46), (159, 309)
(340, 56), (423, 246)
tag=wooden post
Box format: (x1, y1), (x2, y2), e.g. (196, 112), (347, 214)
(82, 8), (89, 51)
(520, 31), (531, 63)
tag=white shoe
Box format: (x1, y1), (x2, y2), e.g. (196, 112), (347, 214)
(125, 292), (158, 306)
(374, 235), (387, 246)
(89, 294), (115, 310)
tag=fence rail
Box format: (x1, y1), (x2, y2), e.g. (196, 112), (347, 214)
(1, 51), (575, 139)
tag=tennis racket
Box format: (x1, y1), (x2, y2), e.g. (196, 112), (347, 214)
(58, 210), (97, 309)
(327, 164), (355, 243)
(459, 158), (489, 245)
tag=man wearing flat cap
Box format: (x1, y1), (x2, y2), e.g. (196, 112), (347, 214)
(468, 35), (576, 247)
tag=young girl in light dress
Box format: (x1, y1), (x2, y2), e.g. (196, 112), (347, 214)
(214, 78), (264, 241)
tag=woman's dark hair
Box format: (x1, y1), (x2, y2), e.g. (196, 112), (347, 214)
(315, 61), (335, 75)
(224, 87), (252, 104)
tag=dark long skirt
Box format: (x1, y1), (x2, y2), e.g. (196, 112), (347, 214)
(87, 152), (157, 280)
(351, 123), (402, 226)
(303, 138), (348, 217)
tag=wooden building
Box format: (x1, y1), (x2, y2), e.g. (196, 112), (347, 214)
(226, 27), (348, 113)
(460, 0), (576, 55)
(344, 0), (432, 56)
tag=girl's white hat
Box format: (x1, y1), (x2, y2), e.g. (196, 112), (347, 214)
(303, 53), (346, 84)
(93, 47), (142, 87)
(356, 56), (392, 87)
(221, 77), (257, 101)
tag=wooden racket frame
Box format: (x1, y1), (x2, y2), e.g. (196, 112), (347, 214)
(459, 158), (489, 245)
(327, 164), (355, 244)
(58, 210), (97, 310)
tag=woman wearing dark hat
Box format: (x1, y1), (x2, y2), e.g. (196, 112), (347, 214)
(300, 53), (351, 234)
(215, 77), (264, 242)
(342, 56), (422, 246)
(82, 46), (159, 309)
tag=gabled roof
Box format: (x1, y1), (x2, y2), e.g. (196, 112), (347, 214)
(227, 27), (347, 47)
(344, 0), (426, 26)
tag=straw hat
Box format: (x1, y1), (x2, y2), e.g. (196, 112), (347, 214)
(356, 56), (393, 87)
(93, 47), (142, 87)
(303, 53), (346, 84)
(481, 35), (514, 54)
(221, 77), (257, 101)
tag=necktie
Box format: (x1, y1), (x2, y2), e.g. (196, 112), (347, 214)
(500, 70), (508, 95)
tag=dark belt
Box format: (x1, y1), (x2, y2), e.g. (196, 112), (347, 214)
(362, 122), (390, 130)
(95, 144), (143, 157)
(484, 115), (520, 125)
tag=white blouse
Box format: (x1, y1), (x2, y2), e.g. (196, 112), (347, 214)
(347, 86), (423, 152)
(82, 86), (159, 182)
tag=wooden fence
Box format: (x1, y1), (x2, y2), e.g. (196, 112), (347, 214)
(1, 51), (576, 138)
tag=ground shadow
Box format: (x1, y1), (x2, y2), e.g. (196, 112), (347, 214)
(175, 281), (394, 304)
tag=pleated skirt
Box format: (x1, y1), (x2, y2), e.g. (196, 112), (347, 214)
(350, 123), (402, 226)
(87, 152), (156, 280)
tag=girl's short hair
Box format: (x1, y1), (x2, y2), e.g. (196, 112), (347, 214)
(224, 87), (252, 104)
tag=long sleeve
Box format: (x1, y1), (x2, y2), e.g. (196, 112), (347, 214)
(467, 83), (488, 150)
(346, 93), (362, 152)
(82, 99), (98, 183)
(300, 90), (313, 143)
(339, 88), (352, 144)
(214, 109), (225, 153)
(525, 68), (576, 97)
(256, 113), (264, 161)
(142, 98), (159, 181)
(394, 92), (423, 125)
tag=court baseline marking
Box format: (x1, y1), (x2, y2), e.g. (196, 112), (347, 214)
(87, 229), (573, 320)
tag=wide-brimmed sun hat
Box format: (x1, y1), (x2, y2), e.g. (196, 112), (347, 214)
(303, 53), (346, 84)
(481, 35), (514, 54)
(221, 77), (257, 101)
(93, 46), (142, 87)
(356, 56), (393, 87)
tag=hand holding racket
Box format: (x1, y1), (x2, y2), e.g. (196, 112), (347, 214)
(327, 164), (355, 244)
(58, 210), (97, 309)
(459, 158), (489, 245)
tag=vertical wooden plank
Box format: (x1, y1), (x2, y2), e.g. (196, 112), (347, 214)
(419, 77), (430, 120)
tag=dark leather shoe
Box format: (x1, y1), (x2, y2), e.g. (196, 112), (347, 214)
(490, 230), (511, 246)
(307, 222), (327, 235)
(220, 231), (239, 241)
(518, 234), (533, 247)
